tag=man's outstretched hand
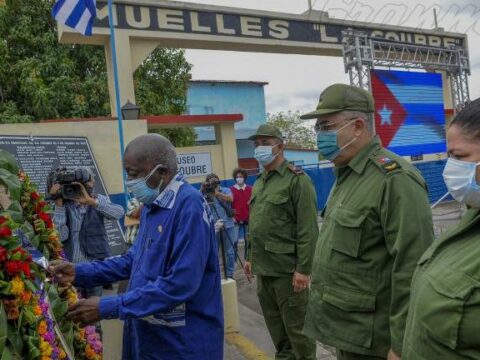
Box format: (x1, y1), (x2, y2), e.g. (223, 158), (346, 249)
(48, 261), (75, 286)
(67, 297), (101, 327)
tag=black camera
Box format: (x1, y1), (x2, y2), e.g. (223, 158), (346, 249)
(47, 167), (92, 200)
(204, 179), (220, 194)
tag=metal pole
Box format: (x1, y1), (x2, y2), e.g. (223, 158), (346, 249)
(108, 0), (129, 206)
(308, 0), (312, 11)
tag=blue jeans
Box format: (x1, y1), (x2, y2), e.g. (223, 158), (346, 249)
(217, 226), (238, 279)
(234, 223), (248, 259)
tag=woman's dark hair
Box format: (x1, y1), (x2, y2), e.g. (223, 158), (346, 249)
(232, 168), (248, 180)
(451, 98), (480, 140)
(206, 173), (219, 182)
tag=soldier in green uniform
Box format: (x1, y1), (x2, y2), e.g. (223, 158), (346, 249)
(300, 84), (434, 360)
(244, 124), (319, 360)
(403, 99), (480, 359)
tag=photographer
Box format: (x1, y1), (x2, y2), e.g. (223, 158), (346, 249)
(201, 173), (237, 279)
(49, 167), (124, 300)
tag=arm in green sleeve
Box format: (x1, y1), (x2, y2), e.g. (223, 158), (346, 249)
(380, 172), (434, 355)
(292, 175), (319, 275)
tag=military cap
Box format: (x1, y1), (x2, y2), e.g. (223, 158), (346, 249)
(300, 83), (375, 119)
(248, 124), (283, 141)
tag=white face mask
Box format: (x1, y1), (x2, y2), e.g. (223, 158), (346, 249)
(236, 177), (245, 185)
(443, 158), (480, 208)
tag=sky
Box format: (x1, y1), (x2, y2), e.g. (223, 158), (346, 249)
(175, 0), (480, 115)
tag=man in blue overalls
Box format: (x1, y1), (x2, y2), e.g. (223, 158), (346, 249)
(50, 134), (224, 360)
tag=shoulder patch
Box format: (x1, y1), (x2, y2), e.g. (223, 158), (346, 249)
(377, 156), (401, 173)
(287, 163), (304, 176)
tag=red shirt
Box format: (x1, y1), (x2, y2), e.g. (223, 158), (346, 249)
(230, 184), (252, 223)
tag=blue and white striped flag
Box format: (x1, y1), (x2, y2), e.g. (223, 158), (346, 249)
(52, 0), (97, 36)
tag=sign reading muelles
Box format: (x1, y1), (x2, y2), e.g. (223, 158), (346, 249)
(177, 152), (212, 178)
(0, 135), (126, 256)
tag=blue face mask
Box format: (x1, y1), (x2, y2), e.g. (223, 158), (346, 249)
(126, 164), (164, 205)
(317, 121), (357, 161)
(254, 144), (280, 166)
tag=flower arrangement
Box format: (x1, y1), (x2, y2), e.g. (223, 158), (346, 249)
(0, 150), (103, 360)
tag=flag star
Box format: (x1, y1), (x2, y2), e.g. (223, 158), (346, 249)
(379, 105), (393, 126)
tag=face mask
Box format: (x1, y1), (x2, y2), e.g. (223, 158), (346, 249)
(126, 164), (164, 205)
(236, 177), (245, 185)
(255, 144), (280, 166)
(443, 158), (480, 208)
(317, 121), (357, 161)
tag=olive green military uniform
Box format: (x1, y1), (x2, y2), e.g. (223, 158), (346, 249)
(303, 137), (434, 358)
(403, 207), (480, 359)
(247, 125), (319, 360)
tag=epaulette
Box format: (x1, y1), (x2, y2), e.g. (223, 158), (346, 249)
(287, 163), (305, 176)
(372, 155), (402, 174)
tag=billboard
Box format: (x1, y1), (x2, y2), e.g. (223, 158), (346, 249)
(371, 69), (446, 156)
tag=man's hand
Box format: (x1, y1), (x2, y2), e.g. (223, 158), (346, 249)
(74, 182), (96, 206)
(49, 183), (63, 206)
(67, 297), (101, 327)
(48, 261), (75, 286)
(292, 271), (310, 293)
(244, 261), (253, 283)
(387, 349), (401, 360)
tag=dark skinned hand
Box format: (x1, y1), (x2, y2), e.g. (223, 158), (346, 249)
(67, 297), (101, 327)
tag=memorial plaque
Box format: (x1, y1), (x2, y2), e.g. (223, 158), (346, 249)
(0, 135), (126, 256)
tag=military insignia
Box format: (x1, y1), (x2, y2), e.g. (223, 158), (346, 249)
(379, 157), (399, 172)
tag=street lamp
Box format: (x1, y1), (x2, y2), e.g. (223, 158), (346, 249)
(121, 100), (141, 120)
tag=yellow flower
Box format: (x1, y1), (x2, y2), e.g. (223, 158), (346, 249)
(41, 357), (52, 360)
(59, 349), (67, 359)
(85, 344), (96, 359)
(38, 320), (48, 335)
(39, 339), (53, 357)
(10, 276), (25, 296)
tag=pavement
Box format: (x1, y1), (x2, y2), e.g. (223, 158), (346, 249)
(101, 201), (463, 360)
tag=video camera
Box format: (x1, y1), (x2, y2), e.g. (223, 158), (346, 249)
(204, 178), (220, 195)
(47, 167), (92, 200)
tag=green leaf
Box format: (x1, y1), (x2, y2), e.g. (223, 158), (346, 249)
(0, 346), (13, 360)
(0, 282), (12, 295)
(6, 324), (23, 356)
(25, 335), (41, 359)
(20, 222), (34, 241)
(30, 234), (40, 248)
(61, 321), (74, 352)
(24, 279), (37, 293)
(0, 169), (21, 202)
(0, 150), (19, 175)
(48, 284), (68, 320)
(3, 202), (23, 223)
(0, 303), (7, 354)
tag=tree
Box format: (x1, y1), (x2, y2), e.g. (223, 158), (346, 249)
(135, 47), (197, 147)
(267, 111), (316, 149)
(0, 0), (196, 147)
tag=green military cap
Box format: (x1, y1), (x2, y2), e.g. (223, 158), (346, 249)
(300, 83), (375, 120)
(248, 124), (283, 141)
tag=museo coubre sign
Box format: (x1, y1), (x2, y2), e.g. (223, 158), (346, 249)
(177, 152), (212, 178)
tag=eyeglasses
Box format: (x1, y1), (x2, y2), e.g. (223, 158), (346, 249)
(314, 117), (358, 133)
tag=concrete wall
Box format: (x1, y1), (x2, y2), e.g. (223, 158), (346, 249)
(187, 82), (267, 144)
(0, 120), (148, 195)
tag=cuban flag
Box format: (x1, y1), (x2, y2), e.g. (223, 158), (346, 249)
(52, 0), (97, 36)
(371, 69), (446, 156)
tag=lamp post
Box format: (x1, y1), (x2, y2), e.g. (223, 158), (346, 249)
(121, 101), (141, 120)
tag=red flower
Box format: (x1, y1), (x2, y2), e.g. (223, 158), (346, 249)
(5, 261), (22, 276)
(20, 262), (31, 278)
(0, 227), (12, 238)
(38, 212), (53, 229)
(0, 247), (7, 262)
(0, 216), (8, 225)
(30, 192), (40, 200)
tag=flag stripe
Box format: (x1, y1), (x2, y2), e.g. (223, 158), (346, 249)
(52, 0), (96, 36)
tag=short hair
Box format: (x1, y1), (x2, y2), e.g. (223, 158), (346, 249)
(450, 98), (480, 141)
(342, 110), (375, 134)
(232, 168), (248, 179)
(206, 173), (219, 182)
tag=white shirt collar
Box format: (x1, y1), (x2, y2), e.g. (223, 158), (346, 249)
(153, 173), (186, 209)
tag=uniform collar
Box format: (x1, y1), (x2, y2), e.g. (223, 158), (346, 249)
(347, 136), (382, 175)
(233, 183), (247, 190)
(152, 173), (186, 209)
(261, 160), (289, 179)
